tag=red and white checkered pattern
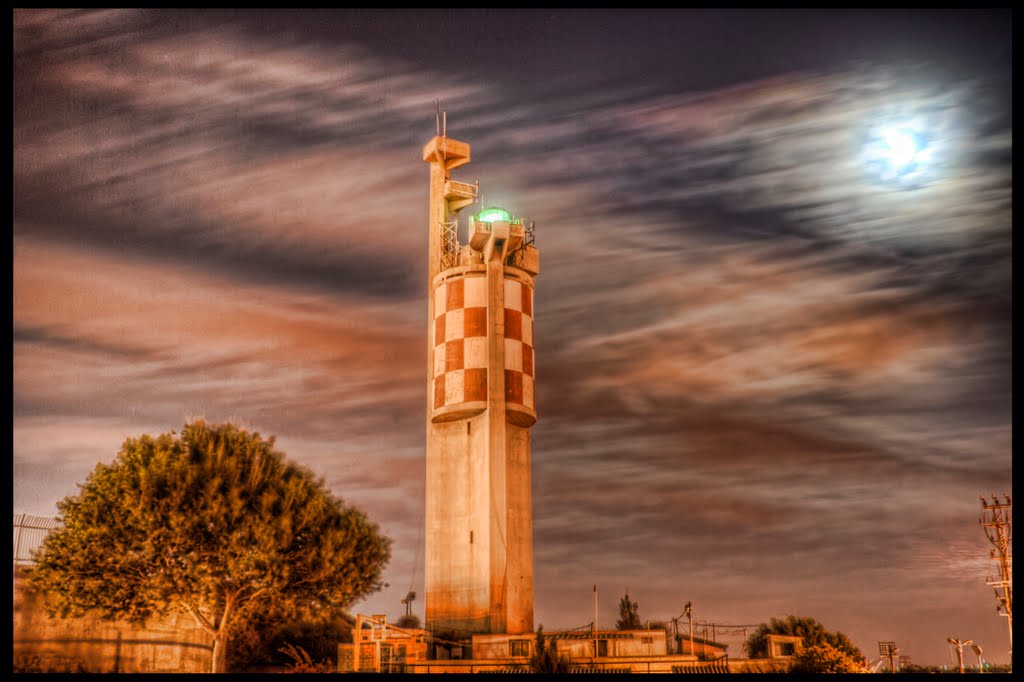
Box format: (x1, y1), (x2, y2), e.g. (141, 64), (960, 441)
(432, 275), (535, 416)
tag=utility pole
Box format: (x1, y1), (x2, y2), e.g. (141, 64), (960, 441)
(685, 602), (693, 659)
(948, 638), (972, 674)
(979, 495), (1012, 655)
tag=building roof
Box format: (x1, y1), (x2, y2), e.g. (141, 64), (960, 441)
(676, 634), (729, 649)
(547, 631), (634, 641)
(490, 629), (661, 642)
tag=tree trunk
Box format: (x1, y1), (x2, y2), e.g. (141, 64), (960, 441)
(211, 632), (228, 673)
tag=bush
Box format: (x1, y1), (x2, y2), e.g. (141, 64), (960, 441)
(790, 642), (868, 674)
(229, 612), (353, 671)
(395, 614), (421, 629)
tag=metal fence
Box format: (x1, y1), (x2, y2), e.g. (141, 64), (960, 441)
(14, 514), (60, 565)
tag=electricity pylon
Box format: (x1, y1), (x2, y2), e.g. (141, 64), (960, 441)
(979, 495), (1012, 654)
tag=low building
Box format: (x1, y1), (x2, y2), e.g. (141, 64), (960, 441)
(766, 633), (805, 659)
(474, 629), (669, 660)
(344, 614), (798, 673)
(339, 614), (430, 673)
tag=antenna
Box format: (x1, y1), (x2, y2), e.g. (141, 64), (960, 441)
(442, 111), (447, 158)
(435, 99), (440, 137)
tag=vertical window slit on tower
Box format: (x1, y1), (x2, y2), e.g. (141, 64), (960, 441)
(470, 531), (474, 544)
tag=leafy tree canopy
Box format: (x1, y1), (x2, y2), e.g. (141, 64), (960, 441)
(27, 420), (391, 672)
(790, 642), (869, 673)
(616, 592), (642, 630)
(745, 615), (865, 663)
(395, 614), (421, 629)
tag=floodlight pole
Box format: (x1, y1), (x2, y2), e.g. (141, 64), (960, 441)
(948, 638), (972, 674)
(970, 644), (985, 673)
(877, 641), (899, 672)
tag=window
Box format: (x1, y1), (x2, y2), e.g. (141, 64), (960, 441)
(780, 642), (796, 656)
(641, 636), (654, 644)
(595, 639), (609, 657)
(510, 640), (531, 657)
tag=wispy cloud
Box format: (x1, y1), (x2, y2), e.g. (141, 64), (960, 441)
(14, 9), (1011, 665)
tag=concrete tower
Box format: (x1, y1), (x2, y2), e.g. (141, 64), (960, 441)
(423, 133), (539, 635)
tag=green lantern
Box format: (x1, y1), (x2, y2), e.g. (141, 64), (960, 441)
(474, 206), (512, 223)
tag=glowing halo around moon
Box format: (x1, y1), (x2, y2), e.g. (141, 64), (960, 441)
(860, 113), (948, 189)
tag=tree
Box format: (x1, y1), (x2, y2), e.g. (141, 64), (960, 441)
(528, 626), (571, 673)
(790, 642), (868, 673)
(395, 614), (421, 629)
(229, 611), (354, 672)
(616, 592), (642, 630)
(744, 615), (865, 663)
(27, 420), (391, 673)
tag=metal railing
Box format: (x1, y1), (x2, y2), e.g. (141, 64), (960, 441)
(508, 220), (536, 269)
(439, 218), (460, 271)
(14, 514), (60, 565)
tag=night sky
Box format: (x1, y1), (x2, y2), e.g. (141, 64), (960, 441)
(13, 9), (1012, 667)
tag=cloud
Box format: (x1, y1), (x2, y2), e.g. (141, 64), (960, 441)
(13, 9), (1011, 665)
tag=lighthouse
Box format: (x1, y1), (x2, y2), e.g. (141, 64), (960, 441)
(422, 133), (539, 635)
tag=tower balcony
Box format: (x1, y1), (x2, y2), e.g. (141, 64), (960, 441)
(423, 136), (470, 170)
(445, 179), (478, 212)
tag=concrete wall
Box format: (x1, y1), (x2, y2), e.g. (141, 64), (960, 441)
(766, 633), (805, 658)
(13, 568), (213, 673)
(550, 635), (669, 659)
(407, 656), (790, 674)
(472, 630), (668, 660)
(408, 655), (700, 674)
(472, 633), (533, 660)
(614, 633), (668, 657)
(424, 411), (492, 633)
(501, 419), (534, 634)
